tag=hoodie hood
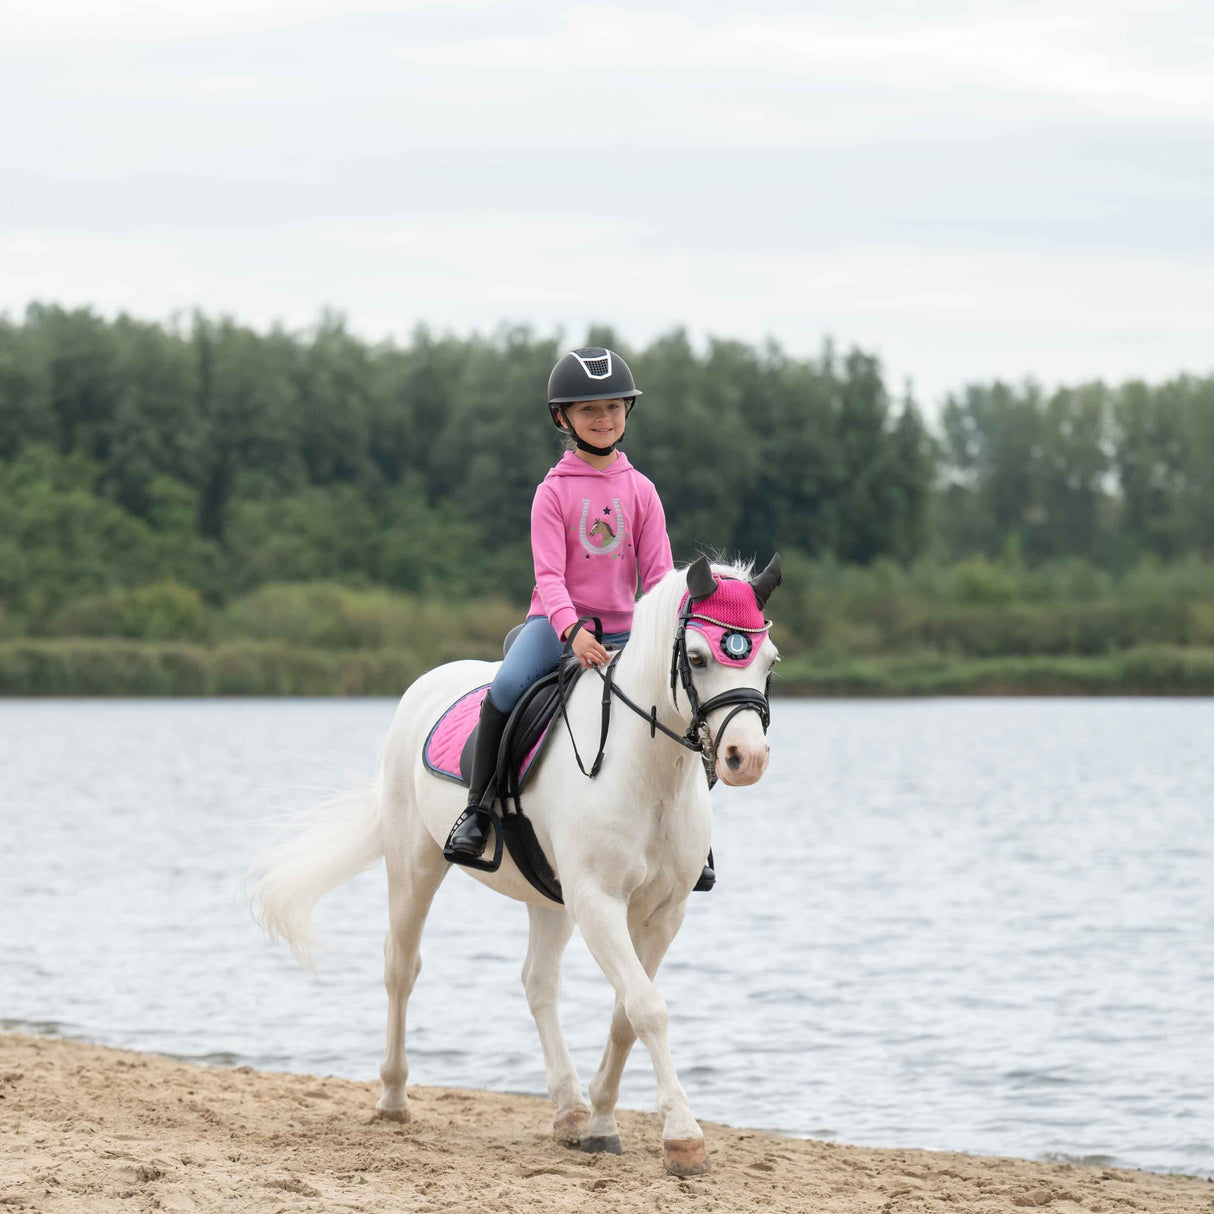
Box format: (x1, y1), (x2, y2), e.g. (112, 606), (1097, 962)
(545, 450), (635, 478)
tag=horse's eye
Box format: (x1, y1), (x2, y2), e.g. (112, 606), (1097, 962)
(688, 653), (707, 668)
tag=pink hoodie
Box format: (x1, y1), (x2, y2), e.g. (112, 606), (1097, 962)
(527, 450), (674, 639)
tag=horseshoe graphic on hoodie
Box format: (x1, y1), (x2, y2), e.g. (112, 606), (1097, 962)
(578, 498), (627, 556)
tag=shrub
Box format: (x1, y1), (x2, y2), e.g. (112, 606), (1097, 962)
(946, 556), (1019, 606)
(43, 581), (212, 641)
(336, 650), (429, 695)
(218, 582), (518, 654)
(211, 642), (337, 695)
(0, 640), (211, 695)
(893, 600), (1193, 657)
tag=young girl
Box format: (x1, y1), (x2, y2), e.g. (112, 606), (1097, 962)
(443, 345), (675, 865)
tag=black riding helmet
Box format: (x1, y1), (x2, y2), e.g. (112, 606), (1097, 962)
(547, 347), (642, 456)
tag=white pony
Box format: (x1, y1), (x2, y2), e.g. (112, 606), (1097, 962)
(251, 555), (780, 1176)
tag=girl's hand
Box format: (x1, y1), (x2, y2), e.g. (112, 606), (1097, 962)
(570, 627), (610, 669)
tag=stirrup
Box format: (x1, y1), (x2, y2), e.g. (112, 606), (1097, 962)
(443, 805), (505, 873)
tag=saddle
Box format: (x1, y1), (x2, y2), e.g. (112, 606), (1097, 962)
(423, 660), (586, 903)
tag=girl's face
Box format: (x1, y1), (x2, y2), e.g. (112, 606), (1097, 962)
(562, 398), (627, 449)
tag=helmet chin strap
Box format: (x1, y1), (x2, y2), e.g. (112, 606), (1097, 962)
(574, 435), (620, 455)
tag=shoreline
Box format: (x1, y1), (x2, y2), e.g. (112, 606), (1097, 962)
(2, 1034), (1210, 1213)
(3, 638), (1214, 697)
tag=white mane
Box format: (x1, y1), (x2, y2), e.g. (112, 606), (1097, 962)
(622, 558), (756, 705)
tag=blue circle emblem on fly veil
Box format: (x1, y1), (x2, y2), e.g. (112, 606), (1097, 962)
(723, 631), (752, 659)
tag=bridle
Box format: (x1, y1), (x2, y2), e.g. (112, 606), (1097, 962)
(558, 601), (772, 782)
(667, 590), (773, 768)
(556, 553), (781, 781)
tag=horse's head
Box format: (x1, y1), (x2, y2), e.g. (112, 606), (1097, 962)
(673, 554), (781, 787)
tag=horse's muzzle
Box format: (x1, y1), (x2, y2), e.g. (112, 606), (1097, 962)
(714, 740), (770, 786)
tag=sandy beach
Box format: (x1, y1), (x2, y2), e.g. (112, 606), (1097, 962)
(1, 1034), (1210, 1213)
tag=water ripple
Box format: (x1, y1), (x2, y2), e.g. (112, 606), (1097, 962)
(2, 696), (1213, 1177)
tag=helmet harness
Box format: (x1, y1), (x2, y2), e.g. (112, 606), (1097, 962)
(547, 347), (641, 456)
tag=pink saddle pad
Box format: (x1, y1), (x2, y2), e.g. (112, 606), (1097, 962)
(423, 684), (548, 787)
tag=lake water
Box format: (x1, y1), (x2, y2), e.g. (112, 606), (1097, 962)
(2, 697), (1212, 1177)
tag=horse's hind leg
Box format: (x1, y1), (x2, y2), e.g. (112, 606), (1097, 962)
(375, 804), (448, 1122)
(522, 905), (589, 1146)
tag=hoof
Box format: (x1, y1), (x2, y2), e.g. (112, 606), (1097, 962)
(373, 1104), (410, 1123)
(664, 1137), (709, 1176)
(580, 1134), (623, 1155)
(553, 1107), (590, 1147)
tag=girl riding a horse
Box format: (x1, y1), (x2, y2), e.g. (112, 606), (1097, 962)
(251, 346), (781, 1175)
(444, 346), (712, 888)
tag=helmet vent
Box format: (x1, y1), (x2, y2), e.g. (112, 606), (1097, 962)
(573, 348), (612, 380)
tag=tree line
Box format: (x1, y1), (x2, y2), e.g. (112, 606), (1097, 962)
(0, 303), (1211, 628)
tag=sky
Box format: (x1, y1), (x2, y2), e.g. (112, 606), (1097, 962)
(2, 0), (1212, 407)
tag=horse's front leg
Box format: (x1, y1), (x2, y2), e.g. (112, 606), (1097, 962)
(574, 893), (707, 1175)
(522, 904), (589, 1145)
(582, 900), (687, 1154)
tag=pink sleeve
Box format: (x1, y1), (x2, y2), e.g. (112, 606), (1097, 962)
(531, 484), (579, 640)
(635, 480), (674, 594)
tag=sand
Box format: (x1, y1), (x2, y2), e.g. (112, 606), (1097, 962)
(0, 1033), (1209, 1214)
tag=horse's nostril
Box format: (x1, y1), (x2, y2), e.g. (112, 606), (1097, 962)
(725, 751), (742, 772)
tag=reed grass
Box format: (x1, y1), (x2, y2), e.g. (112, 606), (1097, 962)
(5, 640), (1214, 697)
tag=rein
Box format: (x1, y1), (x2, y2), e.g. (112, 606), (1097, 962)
(556, 612), (771, 782)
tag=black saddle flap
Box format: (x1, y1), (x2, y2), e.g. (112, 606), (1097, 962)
(452, 659), (586, 905)
(503, 815), (563, 903)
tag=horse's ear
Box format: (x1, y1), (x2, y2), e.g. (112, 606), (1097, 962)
(750, 553), (782, 610)
(686, 556), (717, 602)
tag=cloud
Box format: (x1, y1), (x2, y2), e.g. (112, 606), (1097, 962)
(0, 0), (494, 43)
(5, 216), (1212, 406)
(385, 5), (1214, 122)
(197, 74), (259, 94)
(1, 0), (1212, 406)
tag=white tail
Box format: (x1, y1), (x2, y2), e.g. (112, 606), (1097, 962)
(248, 782), (384, 968)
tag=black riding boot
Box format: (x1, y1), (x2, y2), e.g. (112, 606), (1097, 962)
(443, 695), (510, 865)
(694, 848), (716, 892)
